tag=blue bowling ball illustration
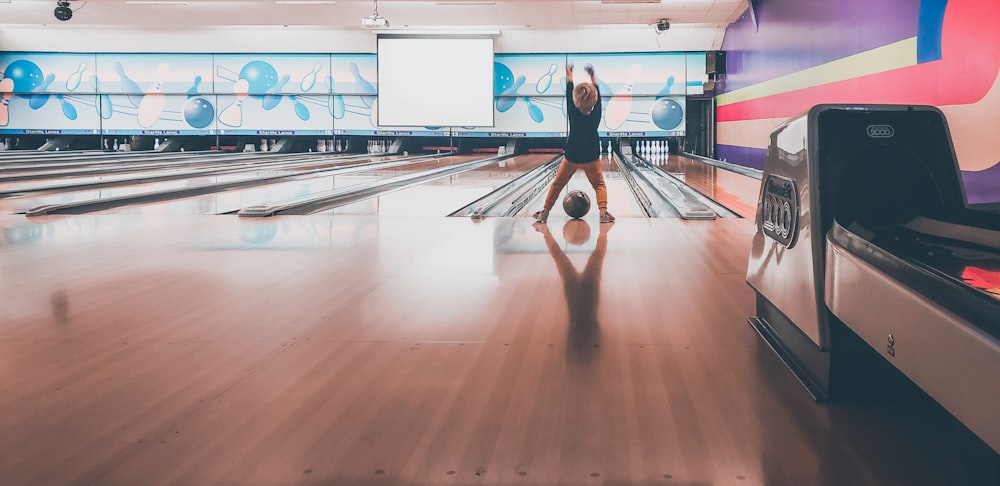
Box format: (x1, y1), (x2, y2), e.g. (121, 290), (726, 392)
(494, 62), (514, 95)
(239, 61), (279, 99)
(183, 97), (215, 129)
(650, 97), (684, 130)
(5, 60), (45, 97)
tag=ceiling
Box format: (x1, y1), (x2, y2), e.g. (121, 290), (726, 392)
(0, 0), (748, 31)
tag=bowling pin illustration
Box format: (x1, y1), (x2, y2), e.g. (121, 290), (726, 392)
(496, 75), (525, 112)
(262, 73), (290, 111)
(56, 95), (78, 120)
(656, 76), (675, 99)
(523, 97), (544, 123)
(66, 62), (87, 91)
(91, 76), (113, 120)
(289, 95), (310, 120)
(0, 78), (13, 127)
(186, 75), (202, 97)
(219, 79), (250, 127)
(137, 63), (170, 128)
(113, 61), (144, 108)
(604, 64), (641, 130)
(348, 62), (377, 108)
(28, 73), (56, 110)
(300, 63), (322, 92)
(325, 75), (345, 119)
(535, 63), (557, 93)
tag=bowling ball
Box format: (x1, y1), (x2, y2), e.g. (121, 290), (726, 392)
(562, 190), (591, 219)
(4, 60), (45, 95)
(183, 97), (215, 129)
(650, 97), (684, 130)
(239, 61), (278, 99)
(494, 62), (514, 95)
(562, 219), (591, 246)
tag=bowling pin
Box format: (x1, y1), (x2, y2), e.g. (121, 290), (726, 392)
(320, 140), (327, 152)
(496, 75), (525, 112)
(523, 97), (544, 122)
(113, 139), (119, 151)
(219, 79), (250, 127)
(289, 95), (310, 120)
(28, 73), (56, 110)
(656, 76), (675, 99)
(300, 63), (322, 92)
(154, 138), (161, 150)
(91, 76), (113, 120)
(348, 62), (377, 108)
(604, 64), (641, 130)
(262, 73), (290, 111)
(535, 63), (557, 93)
(325, 75), (345, 119)
(66, 62), (87, 91)
(0, 78), (13, 127)
(186, 75), (203, 98)
(137, 63), (170, 128)
(113, 61), (144, 108)
(261, 139), (268, 152)
(336, 139), (342, 152)
(56, 94), (78, 120)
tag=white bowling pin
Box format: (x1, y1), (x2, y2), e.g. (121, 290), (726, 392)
(0, 78), (13, 127)
(137, 63), (170, 128)
(219, 79), (250, 127)
(604, 64), (642, 130)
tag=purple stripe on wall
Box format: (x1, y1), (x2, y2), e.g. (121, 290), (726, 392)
(720, 0), (921, 92)
(961, 163), (1000, 205)
(717, 144), (767, 171)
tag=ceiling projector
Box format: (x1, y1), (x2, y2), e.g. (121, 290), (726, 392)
(362, 15), (388, 28)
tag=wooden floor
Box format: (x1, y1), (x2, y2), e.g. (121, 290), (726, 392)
(1, 207), (998, 483)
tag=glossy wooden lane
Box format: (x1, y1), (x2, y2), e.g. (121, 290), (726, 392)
(518, 154), (647, 220)
(650, 154), (762, 218)
(331, 154), (555, 217)
(0, 213), (996, 485)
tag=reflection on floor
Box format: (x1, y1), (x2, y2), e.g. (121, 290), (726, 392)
(1, 212), (996, 485)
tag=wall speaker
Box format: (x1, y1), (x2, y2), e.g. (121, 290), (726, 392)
(706, 50), (726, 75)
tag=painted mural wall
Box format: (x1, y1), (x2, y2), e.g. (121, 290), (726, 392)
(717, 0), (1000, 205)
(0, 51), (706, 140)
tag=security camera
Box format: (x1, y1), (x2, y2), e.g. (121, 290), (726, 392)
(54, 1), (73, 21)
(655, 19), (670, 32)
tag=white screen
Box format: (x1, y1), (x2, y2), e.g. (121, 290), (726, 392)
(377, 35), (494, 127)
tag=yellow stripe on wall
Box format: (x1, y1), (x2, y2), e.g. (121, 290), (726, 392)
(717, 117), (789, 149)
(717, 37), (918, 107)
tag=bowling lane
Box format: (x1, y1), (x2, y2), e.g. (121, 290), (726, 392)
(0, 154), (406, 215)
(0, 152), (374, 195)
(327, 154), (555, 217)
(516, 154), (646, 221)
(87, 154), (485, 216)
(0, 152), (341, 191)
(649, 154), (762, 218)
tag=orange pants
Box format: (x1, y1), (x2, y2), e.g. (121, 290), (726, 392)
(542, 158), (608, 212)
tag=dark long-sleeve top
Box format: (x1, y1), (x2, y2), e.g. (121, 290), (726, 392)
(564, 81), (602, 164)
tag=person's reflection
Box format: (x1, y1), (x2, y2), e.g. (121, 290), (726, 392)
(534, 218), (613, 364)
